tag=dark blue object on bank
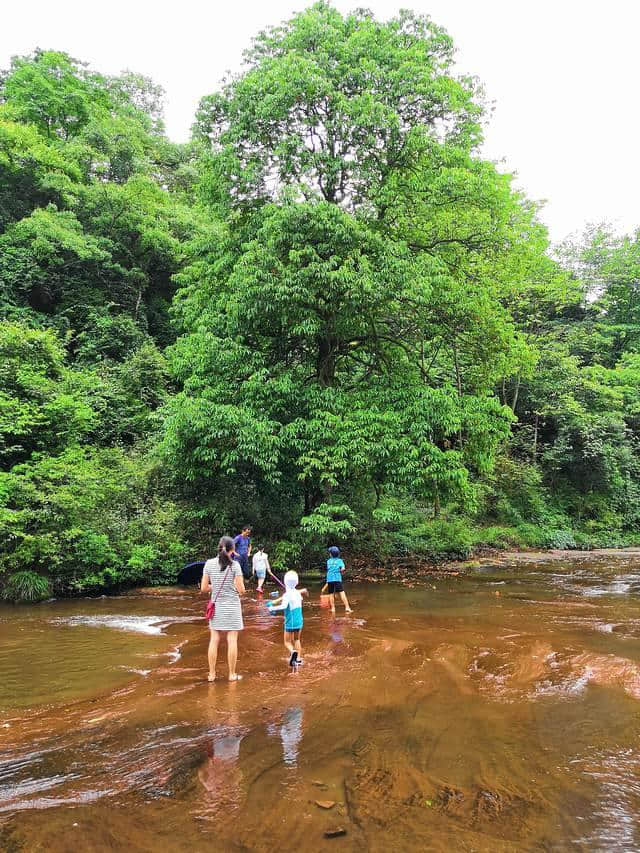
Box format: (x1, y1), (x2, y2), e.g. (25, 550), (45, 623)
(177, 561), (205, 585)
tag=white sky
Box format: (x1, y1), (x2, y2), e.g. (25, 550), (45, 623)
(2, 0), (639, 241)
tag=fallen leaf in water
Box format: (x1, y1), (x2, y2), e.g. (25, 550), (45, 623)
(315, 800), (336, 809)
(324, 827), (347, 838)
(312, 780), (327, 787)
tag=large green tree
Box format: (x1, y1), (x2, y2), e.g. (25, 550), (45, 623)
(165, 3), (541, 560)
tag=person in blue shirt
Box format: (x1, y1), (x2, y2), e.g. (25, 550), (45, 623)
(233, 526), (252, 581)
(266, 570), (305, 667)
(325, 546), (353, 615)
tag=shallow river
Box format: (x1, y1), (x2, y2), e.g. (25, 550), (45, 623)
(2, 556), (640, 851)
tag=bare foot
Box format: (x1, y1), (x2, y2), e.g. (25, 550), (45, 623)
(207, 673), (216, 682)
(228, 674), (243, 682)
(345, 608), (353, 613)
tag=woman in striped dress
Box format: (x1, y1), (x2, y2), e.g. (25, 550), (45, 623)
(201, 535), (246, 682)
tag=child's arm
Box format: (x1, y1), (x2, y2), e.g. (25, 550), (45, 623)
(268, 597), (289, 612)
(299, 587), (309, 597)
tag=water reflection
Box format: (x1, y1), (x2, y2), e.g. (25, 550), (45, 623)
(198, 724), (246, 816)
(268, 707), (303, 767)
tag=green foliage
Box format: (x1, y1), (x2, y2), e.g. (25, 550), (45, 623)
(0, 445), (188, 593)
(1, 570), (51, 603)
(1, 10), (640, 598)
(194, 3), (482, 208)
(395, 518), (474, 561)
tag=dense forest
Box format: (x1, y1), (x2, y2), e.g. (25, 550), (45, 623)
(1, 3), (640, 601)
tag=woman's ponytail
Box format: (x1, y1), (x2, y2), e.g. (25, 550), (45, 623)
(217, 535), (235, 571)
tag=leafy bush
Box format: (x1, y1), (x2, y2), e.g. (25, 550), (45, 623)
(271, 539), (303, 573)
(470, 525), (521, 549)
(514, 523), (577, 550)
(395, 519), (474, 561)
(2, 570), (51, 603)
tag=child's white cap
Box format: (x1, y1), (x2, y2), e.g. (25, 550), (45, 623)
(284, 570), (299, 589)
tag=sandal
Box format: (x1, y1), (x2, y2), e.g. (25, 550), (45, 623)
(228, 674), (243, 682)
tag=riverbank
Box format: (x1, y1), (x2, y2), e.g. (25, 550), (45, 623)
(344, 546), (640, 584)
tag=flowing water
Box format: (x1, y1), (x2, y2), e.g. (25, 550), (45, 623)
(2, 556), (640, 851)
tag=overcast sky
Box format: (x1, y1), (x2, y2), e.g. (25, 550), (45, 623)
(2, 0), (639, 241)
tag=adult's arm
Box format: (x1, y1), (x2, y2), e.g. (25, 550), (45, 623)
(200, 568), (211, 594)
(233, 562), (246, 595)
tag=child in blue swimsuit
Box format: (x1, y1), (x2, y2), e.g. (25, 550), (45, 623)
(326, 546), (353, 615)
(266, 570), (305, 666)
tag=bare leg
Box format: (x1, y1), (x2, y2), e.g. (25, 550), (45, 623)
(339, 590), (353, 613)
(227, 631), (239, 680)
(295, 631), (302, 658)
(330, 593), (336, 615)
(283, 631), (295, 654)
(257, 577), (264, 591)
(208, 630), (220, 681)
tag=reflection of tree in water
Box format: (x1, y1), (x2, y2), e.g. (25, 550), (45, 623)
(268, 707), (304, 767)
(197, 727), (246, 817)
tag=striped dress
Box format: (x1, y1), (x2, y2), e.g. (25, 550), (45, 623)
(205, 558), (244, 631)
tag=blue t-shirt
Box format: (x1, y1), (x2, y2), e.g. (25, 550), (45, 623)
(233, 534), (250, 557)
(326, 557), (345, 583)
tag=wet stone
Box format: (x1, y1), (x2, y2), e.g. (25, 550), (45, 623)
(324, 827), (347, 838)
(438, 786), (465, 813)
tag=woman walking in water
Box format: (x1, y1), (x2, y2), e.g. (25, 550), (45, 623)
(201, 535), (246, 682)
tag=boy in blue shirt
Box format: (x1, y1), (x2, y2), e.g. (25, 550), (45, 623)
(326, 546), (353, 615)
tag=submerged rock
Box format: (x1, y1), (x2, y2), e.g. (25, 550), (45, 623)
(324, 827), (347, 838)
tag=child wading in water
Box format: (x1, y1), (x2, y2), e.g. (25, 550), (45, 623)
(252, 545), (272, 594)
(266, 570), (304, 667)
(326, 546), (353, 614)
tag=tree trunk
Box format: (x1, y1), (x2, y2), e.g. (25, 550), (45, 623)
(511, 375), (521, 413)
(316, 334), (337, 387)
(453, 342), (463, 449)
